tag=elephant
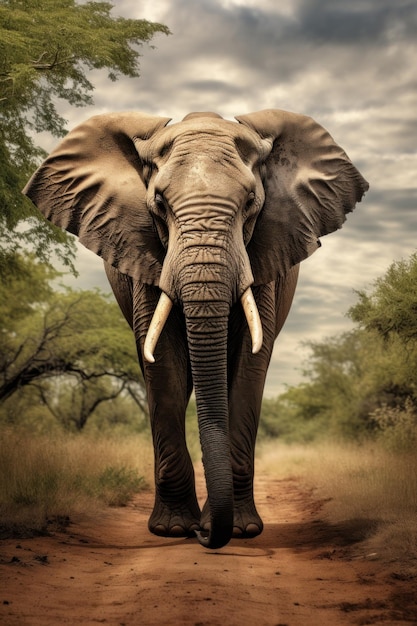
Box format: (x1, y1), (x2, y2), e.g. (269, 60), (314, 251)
(23, 108), (368, 550)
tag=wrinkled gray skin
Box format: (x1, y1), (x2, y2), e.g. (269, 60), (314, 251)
(24, 109), (368, 549)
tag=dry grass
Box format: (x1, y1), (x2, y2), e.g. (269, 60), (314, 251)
(0, 428), (153, 536)
(3, 425), (416, 566)
(258, 441), (417, 565)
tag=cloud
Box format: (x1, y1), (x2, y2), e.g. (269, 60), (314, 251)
(44, 0), (416, 396)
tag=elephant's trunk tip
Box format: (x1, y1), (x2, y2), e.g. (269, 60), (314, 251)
(195, 524), (233, 550)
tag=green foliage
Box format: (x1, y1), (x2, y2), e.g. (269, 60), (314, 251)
(349, 252), (417, 342)
(262, 251), (417, 447)
(0, 252), (57, 321)
(0, 0), (169, 268)
(96, 466), (145, 507)
(263, 331), (383, 441)
(347, 252), (417, 429)
(0, 254), (147, 430)
(260, 392), (332, 443)
(85, 394), (149, 434)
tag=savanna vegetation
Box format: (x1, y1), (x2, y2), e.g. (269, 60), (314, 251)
(257, 252), (417, 567)
(259, 441), (417, 566)
(0, 255), (148, 430)
(0, 428), (153, 536)
(1, 251), (416, 568)
(0, 253), (152, 536)
(261, 252), (417, 449)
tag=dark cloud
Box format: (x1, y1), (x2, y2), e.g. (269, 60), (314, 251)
(296, 0), (417, 44)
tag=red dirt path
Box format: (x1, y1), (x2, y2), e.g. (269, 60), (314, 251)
(1, 467), (416, 625)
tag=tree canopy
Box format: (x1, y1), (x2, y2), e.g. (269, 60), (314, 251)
(0, 254), (147, 430)
(0, 0), (169, 270)
(349, 252), (417, 342)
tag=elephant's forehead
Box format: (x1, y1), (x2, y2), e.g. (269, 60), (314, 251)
(148, 118), (263, 157)
(156, 150), (253, 196)
(148, 118), (262, 164)
(170, 116), (237, 133)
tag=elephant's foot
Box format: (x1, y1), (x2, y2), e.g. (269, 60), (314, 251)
(200, 499), (263, 539)
(148, 497), (201, 538)
(232, 500), (263, 538)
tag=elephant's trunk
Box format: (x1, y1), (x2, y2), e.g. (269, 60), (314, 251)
(183, 303), (234, 549)
(143, 240), (263, 549)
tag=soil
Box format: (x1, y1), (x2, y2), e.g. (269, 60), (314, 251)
(1, 466), (416, 626)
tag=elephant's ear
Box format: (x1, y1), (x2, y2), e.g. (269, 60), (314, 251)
(236, 109), (369, 283)
(23, 112), (171, 283)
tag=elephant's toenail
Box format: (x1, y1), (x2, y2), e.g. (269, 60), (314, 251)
(245, 523), (260, 535)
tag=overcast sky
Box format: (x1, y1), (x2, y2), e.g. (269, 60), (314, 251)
(58, 0), (416, 396)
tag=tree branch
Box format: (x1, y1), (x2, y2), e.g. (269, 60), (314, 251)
(31, 49), (76, 70)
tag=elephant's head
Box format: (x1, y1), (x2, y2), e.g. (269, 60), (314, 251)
(23, 109), (368, 548)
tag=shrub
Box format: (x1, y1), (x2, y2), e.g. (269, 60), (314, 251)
(369, 399), (417, 452)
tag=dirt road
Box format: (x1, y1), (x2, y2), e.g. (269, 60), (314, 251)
(1, 466), (416, 625)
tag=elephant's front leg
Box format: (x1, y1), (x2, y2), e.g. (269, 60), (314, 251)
(134, 284), (200, 537)
(227, 274), (298, 538)
(226, 287), (275, 537)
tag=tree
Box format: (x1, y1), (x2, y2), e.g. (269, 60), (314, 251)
(282, 331), (378, 438)
(348, 251), (417, 414)
(0, 254), (147, 428)
(34, 373), (146, 431)
(349, 252), (417, 343)
(0, 0), (169, 269)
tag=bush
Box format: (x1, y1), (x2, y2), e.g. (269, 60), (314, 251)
(96, 466), (146, 507)
(369, 399), (417, 452)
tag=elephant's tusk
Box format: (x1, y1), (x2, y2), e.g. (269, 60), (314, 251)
(143, 292), (173, 363)
(241, 287), (263, 354)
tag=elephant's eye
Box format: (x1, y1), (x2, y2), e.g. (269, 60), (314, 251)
(245, 192), (256, 211)
(243, 192), (258, 245)
(153, 193), (169, 223)
(154, 193), (166, 213)
(151, 193), (169, 248)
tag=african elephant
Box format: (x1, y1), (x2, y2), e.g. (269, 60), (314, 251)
(23, 109), (368, 549)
